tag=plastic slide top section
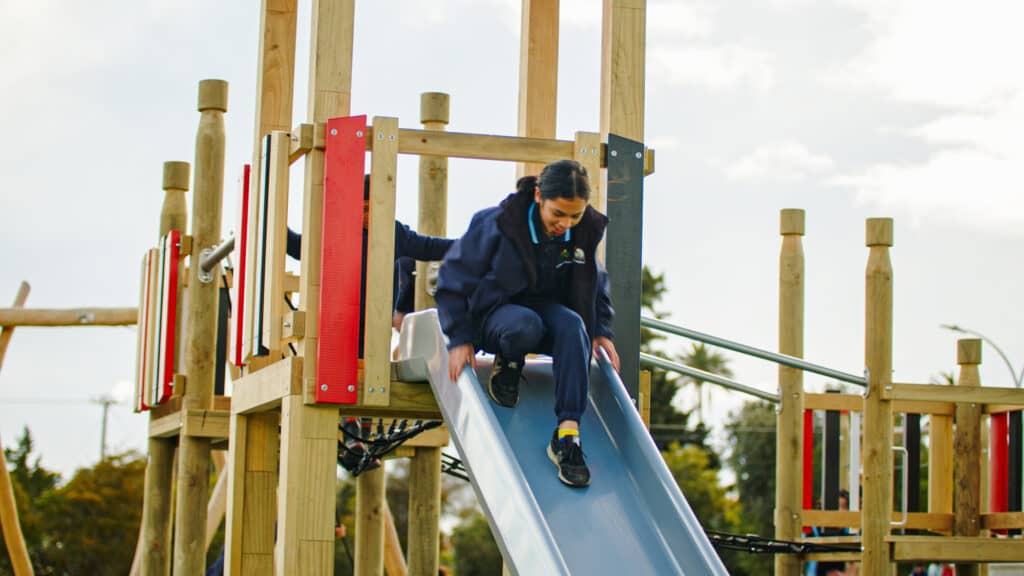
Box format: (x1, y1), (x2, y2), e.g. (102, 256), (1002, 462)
(398, 310), (728, 575)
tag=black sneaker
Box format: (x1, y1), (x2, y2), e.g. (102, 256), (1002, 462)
(339, 420), (380, 474)
(487, 353), (523, 408)
(547, 430), (590, 487)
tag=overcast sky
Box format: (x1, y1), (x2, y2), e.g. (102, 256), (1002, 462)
(2, 0), (1022, 477)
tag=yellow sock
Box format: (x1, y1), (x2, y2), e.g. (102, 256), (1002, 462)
(557, 428), (579, 440)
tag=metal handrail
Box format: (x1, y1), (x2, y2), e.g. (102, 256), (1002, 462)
(639, 352), (779, 404)
(641, 316), (866, 387)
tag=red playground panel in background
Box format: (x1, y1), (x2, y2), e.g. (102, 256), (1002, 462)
(317, 115), (367, 404)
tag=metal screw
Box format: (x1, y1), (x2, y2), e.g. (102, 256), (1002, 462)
(320, 384), (328, 391)
(580, 147), (587, 155)
(610, 150), (618, 157)
(388, 134), (395, 141)
(347, 385), (355, 392)
(379, 387), (386, 394)
(368, 387), (375, 394)
(284, 321), (291, 328)
(330, 128), (338, 136)
(356, 130), (364, 138)
(377, 133), (384, 140)
(635, 151), (642, 159)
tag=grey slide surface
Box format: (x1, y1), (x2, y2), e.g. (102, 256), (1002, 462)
(397, 310), (728, 575)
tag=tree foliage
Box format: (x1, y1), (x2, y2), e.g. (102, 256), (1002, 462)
(451, 511), (501, 576)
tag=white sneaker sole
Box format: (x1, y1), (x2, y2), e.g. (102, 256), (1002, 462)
(546, 443), (590, 487)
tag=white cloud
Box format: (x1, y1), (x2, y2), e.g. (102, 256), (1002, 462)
(825, 0), (1024, 236)
(649, 45), (775, 91)
(832, 145), (1024, 235)
(727, 141), (834, 183)
(648, 0), (715, 40)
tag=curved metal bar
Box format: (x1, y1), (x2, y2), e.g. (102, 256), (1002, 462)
(641, 316), (866, 387)
(639, 352), (779, 404)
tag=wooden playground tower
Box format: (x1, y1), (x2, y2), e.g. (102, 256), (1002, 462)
(771, 210), (1024, 574)
(112, 2), (1024, 576)
(133, 1), (650, 575)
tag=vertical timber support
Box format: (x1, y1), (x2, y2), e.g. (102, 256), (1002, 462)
(226, 1), (297, 572)
(862, 217), (894, 574)
(356, 467), (387, 576)
(775, 208), (804, 576)
(930, 389), (955, 535)
(409, 93), (449, 576)
(516, 0), (559, 179)
(140, 161), (189, 576)
(173, 79), (228, 576)
(0, 284), (33, 576)
(415, 92), (449, 311)
(601, 0), (646, 399)
(955, 338), (983, 576)
(276, 1), (356, 575)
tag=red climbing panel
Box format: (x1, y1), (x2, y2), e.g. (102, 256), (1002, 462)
(317, 115), (367, 404)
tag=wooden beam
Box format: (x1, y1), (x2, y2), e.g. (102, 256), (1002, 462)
(890, 536), (1024, 563)
(415, 92), (449, 312)
(516, 0), (559, 179)
(264, 130), (291, 359)
(252, 0), (298, 158)
(407, 447), (441, 576)
(0, 283), (34, 576)
(862, 217), (894, 573)
(801, 510), (954, 532)
(388, 128), (576, 165)
(233, 355), (303, 413)
(149, 409), (231, 440)
(362, 116), (399, 407)
(803, 392), (956, 415)
(885, 382), (1024, 406)
(173, 79), (228, 576)
(775, 208), (805, 576)
(0, 307), (137, 327)
(601, 0), (646, 142)
(383, 502), (407, 576)
(982, 511), (1024, 531)
(356, 467), (386, 575)
(288, 123), (315, 164)
(954, 339), (983, 547)
(343, 381), (442, 420)
(225, 411), (278, 575)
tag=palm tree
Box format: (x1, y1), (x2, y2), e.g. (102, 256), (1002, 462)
(679, 343), (733, 425)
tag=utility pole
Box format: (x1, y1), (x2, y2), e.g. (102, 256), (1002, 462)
(94, 396), (116, 460)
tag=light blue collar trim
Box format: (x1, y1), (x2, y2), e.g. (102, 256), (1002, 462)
(528, 202), (570, 244)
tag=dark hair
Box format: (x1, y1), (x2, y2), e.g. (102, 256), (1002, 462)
(515, 159), (590, 201)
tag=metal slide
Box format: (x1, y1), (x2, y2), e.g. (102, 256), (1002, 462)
(395, 311), (728, 575)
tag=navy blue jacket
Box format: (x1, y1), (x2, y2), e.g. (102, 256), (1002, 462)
(436, 187), (614, 350)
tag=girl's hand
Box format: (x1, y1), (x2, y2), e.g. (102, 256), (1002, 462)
(448, 344), (477, 382)
(593, 337), (620, 372)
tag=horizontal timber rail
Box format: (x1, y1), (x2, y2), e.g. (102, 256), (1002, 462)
(641, 316), (866, 387)
(0, 307), (137, 326)
(353, 126), (654, 173)
(639, 352), (779, 403)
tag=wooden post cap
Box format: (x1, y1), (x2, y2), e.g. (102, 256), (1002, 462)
(162, 161), (191, 191)
(780, 209), (805, 235)
(957, 339), (982, 365)
(420, 92), (450, 125)
(866, 218), (894, 247)
(197, 79), (229, 112)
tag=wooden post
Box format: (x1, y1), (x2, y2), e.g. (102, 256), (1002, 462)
(409, 93), (447, 576)
(601, 0), (646, 143)
(226, 2), (297, 572)
(639, 370), (651, 428)
(862, 217), (894, 574)
(173, 79), (228, 576)
(408, 446), (441, 576)
(415, 92), (449, 312)
(0, 283), (34, 576)
(227, 412), (278, 574)
(383, 502), (408, 576)
(955, 338), (982, 576)
(356, 467), (387, 576)
(775, 208), (804, 576)
(139, 161), (189, 576)
(601, 0), (646, 399)
(929, 404), (954, 535)
(516, 0), (559, 179)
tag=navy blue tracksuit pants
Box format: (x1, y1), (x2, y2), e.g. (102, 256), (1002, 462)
(480, 300), (590, 423)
